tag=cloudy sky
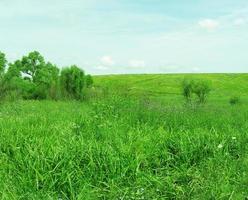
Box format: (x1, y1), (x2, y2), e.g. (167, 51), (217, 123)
(0, 0), (248, 74)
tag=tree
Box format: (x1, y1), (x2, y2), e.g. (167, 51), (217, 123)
(60, 65), (85, 99)
(33, 62), (59, 99)
(0, 52), (7, 76)
(3, 61), (35, 99)
(21, 51), (45, 81)
(4, 61), (22, 81)
(85, 74), (93, 88)
(0, 50), (92, 100)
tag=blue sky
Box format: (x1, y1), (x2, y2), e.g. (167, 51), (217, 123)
(0, 0), (248, 74)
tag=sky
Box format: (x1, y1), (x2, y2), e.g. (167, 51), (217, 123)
(0, 0), (248, 75)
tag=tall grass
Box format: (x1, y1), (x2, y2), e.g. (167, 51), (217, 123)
(0, 97), (248, 199)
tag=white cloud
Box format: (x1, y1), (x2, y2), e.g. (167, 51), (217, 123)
(198, 19), (219, 30)
(129, 60), (146, 68)
(100, 56), (115, 66)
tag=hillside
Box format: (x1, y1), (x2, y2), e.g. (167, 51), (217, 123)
(94, 74), (248, 102)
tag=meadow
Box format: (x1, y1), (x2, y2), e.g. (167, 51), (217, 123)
(1, 74), (248, 199)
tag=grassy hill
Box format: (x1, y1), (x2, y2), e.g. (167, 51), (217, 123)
(94, 74), (248, 103)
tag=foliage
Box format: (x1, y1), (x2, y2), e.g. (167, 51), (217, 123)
(33, 62), (60, 99)
(60, 65), (85, 100)
(85, 74), (94, 88)
(0, 51), (92, 100)
(5, 61), (22, 80)
(0, 51), (7, 76)
(192, 79), (211, 103)
(21, 51), (45, 81)
(182, 78), (211, 104)
(182, 79), (194, 102)
(230, 96), (240, 105)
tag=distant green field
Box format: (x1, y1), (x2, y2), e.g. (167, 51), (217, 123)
(94, 73), (248, 103)
(1, 74), (248, 199)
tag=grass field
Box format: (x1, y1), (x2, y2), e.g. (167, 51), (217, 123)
(1, 74), (248, 199)
(94, 73), (248, 103)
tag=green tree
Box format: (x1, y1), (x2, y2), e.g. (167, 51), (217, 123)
(85, 74), (93, 88)
(21, 51), (45, 81)
(0, 50), (92, 100)
(33, 62), (59, 99)
(4, 61), (22, 81)
(3, 53), (60, 100)
(18, 52), (60, 99)
(60, 65), (85, 99)
(0, 51), (7, 76)
(3, 60), (35, 99)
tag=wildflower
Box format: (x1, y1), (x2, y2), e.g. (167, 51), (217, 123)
(218, 144), (223, 149)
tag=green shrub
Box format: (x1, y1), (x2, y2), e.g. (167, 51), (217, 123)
(60, 65), (85, 100)
(85, 74), (94, 88)
(192, 79), (211, 103)
(182, 78), (211, 104)
(2, 90), (22, 102)
(229, 96), (240, 105)
(182, 79), (194, 102)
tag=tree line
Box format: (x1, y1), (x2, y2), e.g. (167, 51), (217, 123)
(0, 51), (93, 100)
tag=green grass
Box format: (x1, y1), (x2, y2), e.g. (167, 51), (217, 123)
(94, 73), (248, 102)
(1, 74), (248, 199)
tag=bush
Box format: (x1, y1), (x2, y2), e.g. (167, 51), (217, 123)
(60, 65), (85, 100)
(182, 79), (193, 102)
(229, 96), (240, 105)
(85, 74), (93, 88)
(2, 90), (22, 102)
(192, 79), (211, 103)
(1, 76), (36, 100)
(182, 78), (211, 104)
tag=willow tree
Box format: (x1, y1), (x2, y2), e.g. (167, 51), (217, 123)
(60, 65), (85, 99)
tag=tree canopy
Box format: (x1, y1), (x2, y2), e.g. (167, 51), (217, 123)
(0, 51), (93, 100)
